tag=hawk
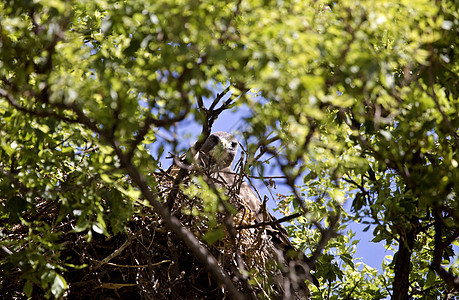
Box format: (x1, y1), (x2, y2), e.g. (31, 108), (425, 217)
(192, 131), (319, 297)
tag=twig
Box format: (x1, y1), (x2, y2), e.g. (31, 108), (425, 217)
(237, 213), (301, 230)
(247, 175), (286, 180)
(309, 212), (340, 268)
(90, 259), (171, 269)
(93, 235), (134, 271)
(126, 106), (190, 161)
(100, 283), (138, 289)
(0, 88), (79, 125)
(342, 279), (362, 300)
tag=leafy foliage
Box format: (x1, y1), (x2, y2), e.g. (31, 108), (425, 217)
(0, 0), (458, 299)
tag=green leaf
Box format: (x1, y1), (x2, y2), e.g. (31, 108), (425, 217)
(340, 253), (355, 270)
(351, 193), (366, 212)
(100, 173), (113, 183)
(371, 235), (385, 243)
(202, 227), (224, 245)
(424, 269), (436, 288)
(23, 280), (33, 297)
(51, 274), (67, 298)
(75, 216), (90, 232)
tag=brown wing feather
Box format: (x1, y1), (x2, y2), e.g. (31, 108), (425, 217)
(216, 170), (319, 288)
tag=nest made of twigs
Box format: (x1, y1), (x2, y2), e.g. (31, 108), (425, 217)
(1, 168), (283, 299)
(150, 170), (280, 298)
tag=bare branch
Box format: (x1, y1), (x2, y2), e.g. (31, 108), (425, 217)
(431, 210), (459, 289)
(0, 88), (79, 125)
(93, 234), (135, 271)
(237, 212), (302, 230)
(126, 108), (189, 161)
(100, 283), (138, 289)
(308, 212), (340, 267)
(209, 86), (232, 112)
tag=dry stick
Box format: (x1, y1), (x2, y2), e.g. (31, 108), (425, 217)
(91, 260), (171, 268)
(93, 235), (136, 271)
(237, 213), (302, 230)
(100, 283), (138, 289)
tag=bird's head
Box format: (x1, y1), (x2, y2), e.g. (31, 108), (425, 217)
(200, 131), (238, 170)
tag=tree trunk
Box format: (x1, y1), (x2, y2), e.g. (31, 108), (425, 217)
(392, 227), (416, 300)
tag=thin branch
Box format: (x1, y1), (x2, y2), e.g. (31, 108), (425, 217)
(343, 279), (362, 300)
(0, 88), (79, 125)
(253, 138), (283, 162)
(247, 175), (287, 180)
(197, 85), (248, 138)
(93, 235), (135, 271)
(343, 177), (368, 195)
(309, 212), (340, 267)
(126, 108), (189, 160)
(197, 95), (205, 111)
(0, 245), (13, 256)
(100, 283), (138, 289)
(90, 260), (171, 268)
(237, 212), (301, 230)
(209, 86), (232, 112)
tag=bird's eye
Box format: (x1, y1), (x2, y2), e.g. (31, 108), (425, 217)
(231, 142), (237, 148)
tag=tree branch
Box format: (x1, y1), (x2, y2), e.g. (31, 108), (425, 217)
(0, 88), (79, 125)
(431, 210), (459, 289)
(308, 212), (340, 267)
(237, 212), (301, 230)
(126, 107), (189, 161)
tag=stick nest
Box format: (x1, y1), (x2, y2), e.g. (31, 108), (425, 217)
(0, 170), (280, 299)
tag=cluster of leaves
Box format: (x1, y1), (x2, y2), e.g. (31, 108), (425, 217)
(240, 0), (459, 298)
(0, 0), (458, 299)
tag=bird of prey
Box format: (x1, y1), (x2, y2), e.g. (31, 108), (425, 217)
(191, 131), (319, 297)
